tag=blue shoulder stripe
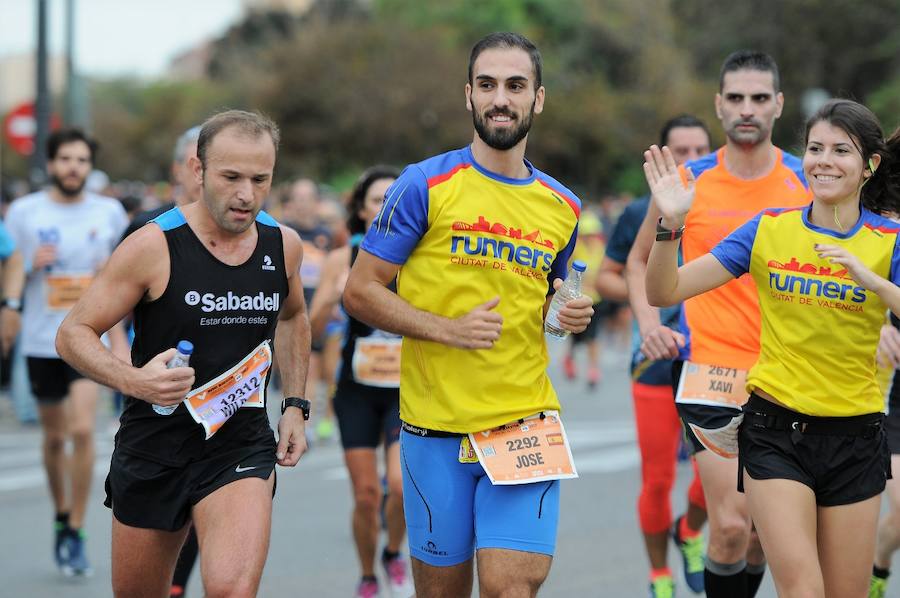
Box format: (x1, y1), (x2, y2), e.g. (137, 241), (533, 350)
(151, 207), (186, 231)
(153, 207), (279, 230)
(534, 169), (582, 217)
(414, 147), (470, 181)
(684, 150), (719, 179)
(780, 151), (808, 189)
(256, 210), (279, 227)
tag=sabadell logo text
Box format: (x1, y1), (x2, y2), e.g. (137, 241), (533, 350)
(184, 291), (281, 313)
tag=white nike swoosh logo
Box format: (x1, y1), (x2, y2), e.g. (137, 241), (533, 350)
(235, 465), (258, 473)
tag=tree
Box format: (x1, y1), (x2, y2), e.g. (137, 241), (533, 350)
(88, 78), (235, 181)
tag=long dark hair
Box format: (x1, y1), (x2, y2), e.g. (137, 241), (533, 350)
(804, 99), (900, 215)
(347, 165), (401, 235)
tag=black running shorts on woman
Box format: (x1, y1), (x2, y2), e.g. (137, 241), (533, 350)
(738, 394), (890, 507)
(333, 242), (401, 449)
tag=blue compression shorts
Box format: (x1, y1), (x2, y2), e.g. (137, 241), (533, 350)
(400, 430), (560, 566)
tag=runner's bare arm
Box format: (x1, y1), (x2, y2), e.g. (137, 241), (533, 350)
(344, 249), (502, 350)
(646, 243), (734, 306)
(274, 226), (310, 467)
(1, 249), (24, 300)
(0, 249), (24, 355)
(625, 200), (686, 359)
(55, 225), (194, 405)
(625, 201), (664, 332)
(596, 256), (627, 303)
(307, 245), (350, 342)
(275, 226), (311, 399)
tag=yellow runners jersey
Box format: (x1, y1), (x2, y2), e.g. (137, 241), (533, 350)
(361, 146), (581, 433)
(711, 205), (900, 416)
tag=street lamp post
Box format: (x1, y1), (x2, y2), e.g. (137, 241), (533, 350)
(30, 0), (50, 190)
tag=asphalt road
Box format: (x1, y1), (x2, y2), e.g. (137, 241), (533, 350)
(0, 337), (785, 597)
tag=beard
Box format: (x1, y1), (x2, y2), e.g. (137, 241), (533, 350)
(725, 118), (770, 147)
(472, 101), (535, 151)
(50, 173), (86, 197)
(202, 192), (258, 235)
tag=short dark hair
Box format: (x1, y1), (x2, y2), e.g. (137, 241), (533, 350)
(47, 128), (98, 162)
(659, 114), (710, 147)
(804, 98), (900, 215)
(719, 50), (780, 92)
(196, 110), (280, 169)
(347, 165), (401, 236)
(469, 32), (542, 90)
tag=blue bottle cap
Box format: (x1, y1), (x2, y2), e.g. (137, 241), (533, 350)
(176, 340), (194, 355)
(572, 260), (587, 272)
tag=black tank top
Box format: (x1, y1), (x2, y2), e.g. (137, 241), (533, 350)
(337, 240), (398, 389)
(117, 208), (289, 465)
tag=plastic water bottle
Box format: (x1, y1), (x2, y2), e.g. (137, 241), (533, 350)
(544, 261), (587, 339)
(153, 340), (193, 415)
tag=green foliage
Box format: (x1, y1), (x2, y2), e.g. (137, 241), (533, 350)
(88, 78), (237, 180)
(375, 0), (582, 44)
(247, 20), (468, 181)
(869, 78), (900, 135)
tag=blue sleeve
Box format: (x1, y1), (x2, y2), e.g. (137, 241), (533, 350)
(0, 220), (15, 259)
(548, 227), (578, 294)
(605, 200), (647, 264)
(890, 234), (900, 287)
(709, 212), (762, 277)
(360, 165), (429, 265)
(4, 202), (29, 268)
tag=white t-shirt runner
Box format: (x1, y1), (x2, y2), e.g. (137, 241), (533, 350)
(5, 190), (128, 357)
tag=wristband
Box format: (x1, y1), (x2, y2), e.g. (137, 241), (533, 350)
(1, 298), (22, 312)
(281, 396), (311, 420)
(655, 218), (685, 241)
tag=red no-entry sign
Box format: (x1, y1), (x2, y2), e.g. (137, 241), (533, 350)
(3, 102), (61, 156)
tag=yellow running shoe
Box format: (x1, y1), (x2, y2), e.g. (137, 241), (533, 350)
(650, 575), (675, 598)
(870, 574), (888, 598)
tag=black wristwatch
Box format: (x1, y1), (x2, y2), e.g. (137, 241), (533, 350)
(281, 396), (310, 420)
(1, 298), (22, 312)
(656, 217), (685, 241)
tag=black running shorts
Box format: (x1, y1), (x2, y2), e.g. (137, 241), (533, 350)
(333, 379), (401, 450)
(738, 394), (890, 507)
(886, 369), (900, 454)
(105, 441), (276, 531)
(571, 303), (602, 344)
(671, 360), (707, 455)
(26, 357), (85, 402)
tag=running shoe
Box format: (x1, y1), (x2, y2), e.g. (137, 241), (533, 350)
(672, 515), (704, 593)
(563, 354), (577, 380)
(587, 366), (601, 389)
(382, 554), (414, 597)
(316, 418), (335, 442)
(61, 529), (93, 577)
(356, 577), (380, 598)
(649, 575), (675, 598)
(869, 575), (888, 598)
(54, 521), (68, 569)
